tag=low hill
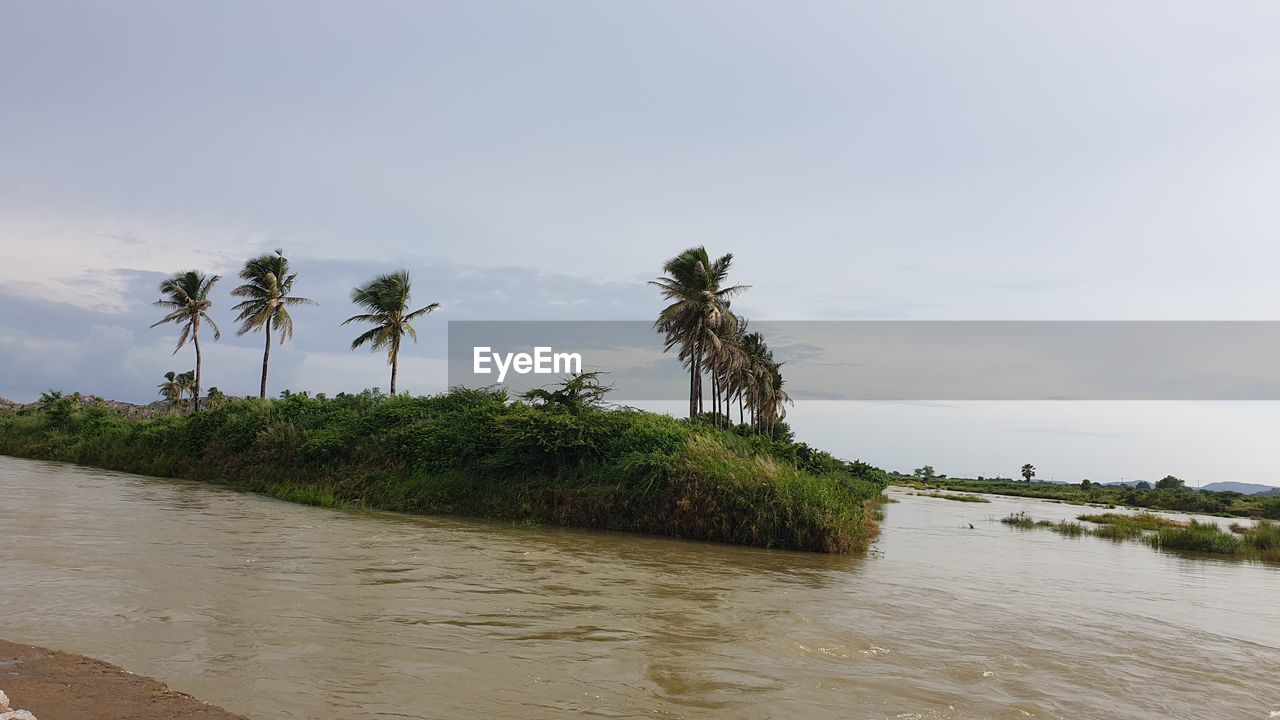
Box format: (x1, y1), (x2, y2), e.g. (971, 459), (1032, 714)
(1200, 481), (1280, 495)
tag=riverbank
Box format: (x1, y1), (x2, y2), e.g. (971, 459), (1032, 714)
(0, 640), (245, 720)
(894, 477), (1280, 519)
(0, 389), (887, 552)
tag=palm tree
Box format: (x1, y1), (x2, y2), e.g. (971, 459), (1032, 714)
(1021, 463), (1036, 483)
(759, 359), (791, 436)
(706, 313), (748, 428)
(343, 270), (440, 396)
(725, 330), (792, 435)
(176, 371), (196, 409)
(151, 271), (221, 411)
(157, 371), (183, 412)
(205, 386), (228, 410)
(231, 249), (316, 399)
(651, 247), (749, 419)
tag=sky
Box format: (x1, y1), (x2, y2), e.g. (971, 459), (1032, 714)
(3, 1), (1280, 484)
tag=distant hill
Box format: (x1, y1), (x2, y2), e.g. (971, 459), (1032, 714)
(0, 394), (167, 419)
(1202, 482), (1280, 495)
(1103, 480), (1279, 494)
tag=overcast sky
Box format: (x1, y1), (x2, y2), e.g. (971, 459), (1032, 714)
(4, 1), (1280, 484)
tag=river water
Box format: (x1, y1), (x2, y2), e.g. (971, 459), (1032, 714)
(1, 455), (1277, 719)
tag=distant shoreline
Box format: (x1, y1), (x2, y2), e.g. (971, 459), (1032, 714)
(0, 639), (246, 720)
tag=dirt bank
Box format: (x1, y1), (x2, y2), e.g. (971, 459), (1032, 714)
(0, 640), (246, 720)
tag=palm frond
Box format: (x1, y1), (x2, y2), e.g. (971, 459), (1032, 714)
(404, 302), (440, 321)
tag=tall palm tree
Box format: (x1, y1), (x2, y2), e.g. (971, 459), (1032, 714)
(231, 249), (316, 399)
(651, 247), (749, 419)
(759, 359), (791, 435)
(343, 270), (440, 396)
(151, 271), (220, 411)
(727, 325), (763, 426)
(1021, 463), (1036, 483)
(707, 313), (746, 428)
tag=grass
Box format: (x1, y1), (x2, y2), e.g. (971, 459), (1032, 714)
(1003, 511), (1280, 563)
(1000, 512), (1082, 536)
(1145, 521), (1243, 556)
(1077, 512), (1185, 531)
(913, 491), (990, 503)
(0, 388), (889, 553)
(1000, 512), (1036, 529)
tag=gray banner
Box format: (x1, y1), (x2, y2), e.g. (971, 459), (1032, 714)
(446, 321), (1280, 400)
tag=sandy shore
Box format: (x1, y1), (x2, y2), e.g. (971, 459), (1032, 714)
(0, 640), (246, 720)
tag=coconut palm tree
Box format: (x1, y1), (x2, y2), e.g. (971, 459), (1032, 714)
(343, 270), (440, 396)
(151, 271), (220, 411)
(231, 249), (316, 399)
(651, 247), (749, 419)
(727, 328), (762, 426)
(759, 359), (791, 436)
(176, 371), (196, 408)
(157, 371), (183, 412)
(707, 313), (747, 428)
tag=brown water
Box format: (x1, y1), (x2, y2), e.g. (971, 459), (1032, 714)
(2, 455), (1278, 719)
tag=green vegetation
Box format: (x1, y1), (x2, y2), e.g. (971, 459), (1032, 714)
(1000, 512), (1083, 536)
(1077, 512), (1183, 530)
(1001, 511), (1280, 563)
(892, 475), (1280, 520)
(1146, 521), (1243, 556)
(0, 386), (889, 553)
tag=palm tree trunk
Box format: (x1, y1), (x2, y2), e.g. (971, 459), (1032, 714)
(192, 322), (202, 412)
(691, 336), (703, 419)
(695, 331), (705, 416)
(389, 338), (399, 396)
(696, 355), (704, 416)
(710, 358), (718, 424)
(259, 315), (272, 400)
(731, 390), (736, 425)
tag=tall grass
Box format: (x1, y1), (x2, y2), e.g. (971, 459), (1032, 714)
(1145, 521), (1243, 555)
(1005, 511), (1280, 564)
